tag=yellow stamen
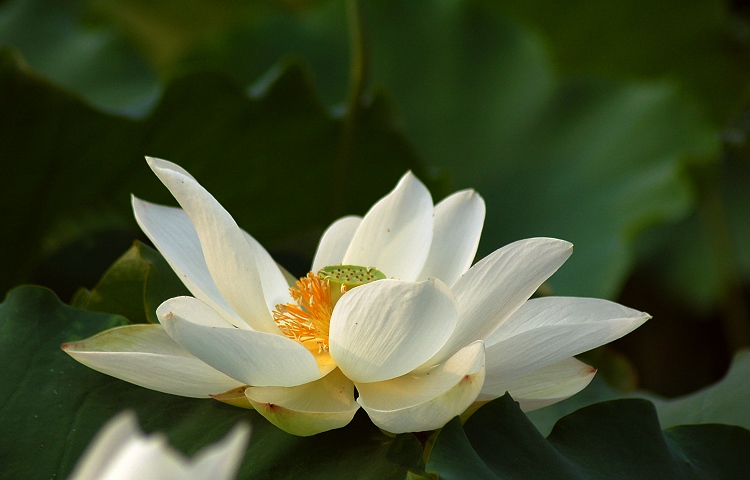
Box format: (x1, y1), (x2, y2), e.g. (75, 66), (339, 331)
(273, 273), (333, 354)
(273, 266), (386, 368)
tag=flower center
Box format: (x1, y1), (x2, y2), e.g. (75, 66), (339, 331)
(272, 265), (385, 357)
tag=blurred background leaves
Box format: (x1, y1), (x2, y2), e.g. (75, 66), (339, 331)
(1, 0), (750, 433)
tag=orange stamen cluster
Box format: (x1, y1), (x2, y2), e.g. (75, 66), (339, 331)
(273, 272), (333, 354)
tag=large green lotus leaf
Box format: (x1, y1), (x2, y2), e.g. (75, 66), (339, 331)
(653, 349), (750, 430)
(77, 0), (750, 122)
(495, 0), (750, 122)
(364, 1), (719, 299)
(428, 394), (750, 479)
(0, 286), (423, 479)
(0, 0), (159, 113)
(527, 349), (750, 436)
(524, 376), (625, 438)
(71, 241), (189, 324)
(84, 0), (263, 74)
(86, 0), (351, 106)
(0, 47), (430, 297)
(0, 286), (128, 479)
(0, 0), (349, 108)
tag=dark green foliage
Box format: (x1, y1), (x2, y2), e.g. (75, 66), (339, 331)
(427, 395), (750, 479)
(0, 49), (431, 297)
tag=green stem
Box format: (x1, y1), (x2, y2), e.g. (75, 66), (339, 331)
(333, 0), (369, 216)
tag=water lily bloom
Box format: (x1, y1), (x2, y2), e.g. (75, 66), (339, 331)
(64, 157), (650, 436)
(68, 412), (249, 480)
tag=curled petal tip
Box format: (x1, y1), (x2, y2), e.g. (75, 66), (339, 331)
(211, 387), (255, 409)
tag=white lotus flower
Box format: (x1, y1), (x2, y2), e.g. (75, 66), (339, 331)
(68, 412), (249, 480)
(63, 157), (650, 436)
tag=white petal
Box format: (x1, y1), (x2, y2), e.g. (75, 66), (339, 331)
(356, 341), (485, 434)
(342, 172), (434, 280)
(483, 297), (650, 382)
(132, 197), (245, 328)
(62, 324), (243, 398)
(240, 230), (294, 313)
(478, 357), (596, 411)
(416, 189), (485, 286)
(73, 416), (183, 480)
(245, 369), (359, 436)
(185, 423), (251, 480)
(69, 412), (142, 480)
(425, 238), (573, 367)
(70, 413), (250, 480)
(157, 296), (237, 328)
(312, 215), (362, 272)
(98, 435), (183, 480)
(146, 156), (279, 333)
(158, 296), (328, 387)
(329, 278), (457, 383)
